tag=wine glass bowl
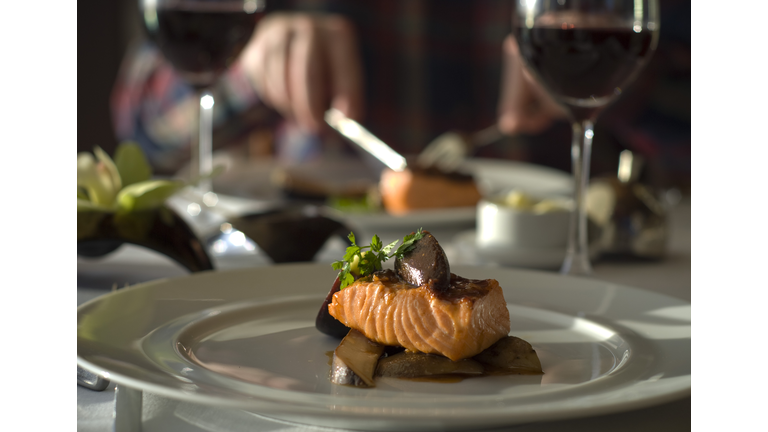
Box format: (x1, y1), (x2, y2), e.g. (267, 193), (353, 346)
(139, 0), (267, 195)
(512, 0), (659, 275)
(514, 1), (659, 121)
(140, 0), (265, 89)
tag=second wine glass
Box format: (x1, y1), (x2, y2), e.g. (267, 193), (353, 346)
(512, 0), (659, 276)
(140, 0), (266, 198)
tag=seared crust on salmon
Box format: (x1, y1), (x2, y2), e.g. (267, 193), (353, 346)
(328, 270), (510, 361)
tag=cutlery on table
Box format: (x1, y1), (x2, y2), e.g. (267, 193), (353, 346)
(416, 125), (504, 172)
(324, 108), (408, 172)
(77, 366), (109, 391)
(326, 108), (503, 173)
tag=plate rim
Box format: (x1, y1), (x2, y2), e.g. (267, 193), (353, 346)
(77, 263), (690, 429)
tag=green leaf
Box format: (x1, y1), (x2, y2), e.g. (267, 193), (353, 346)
(342, 245), (361, 263)
(340, 272), (355, 289)
(114, 142), (152, 187)
(371, 235), (382, 252)
(382, 239), (399, 256)
(395, 228), (425, 258)
(331, 229), (426, 290)
(116, 179), (184, 212)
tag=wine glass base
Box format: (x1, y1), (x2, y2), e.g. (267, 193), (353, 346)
(559, 254), (593, 276)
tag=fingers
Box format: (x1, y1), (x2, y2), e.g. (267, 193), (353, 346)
(497, 35), (567, 135)
(322, 16), (364, 121)
(260, 16), (293, 115)
(240, 13), (365, 133)
(288, 16), (327, 132)
(241, 14), (292, 116)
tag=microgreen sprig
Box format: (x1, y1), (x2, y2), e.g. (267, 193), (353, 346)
(331, 228), (425, 289)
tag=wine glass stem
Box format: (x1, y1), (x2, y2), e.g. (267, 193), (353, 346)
(197, 91), (214, 194)
(560, 119), (594, 276)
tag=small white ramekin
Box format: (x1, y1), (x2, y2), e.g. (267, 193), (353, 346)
(476, 197), (571, 250)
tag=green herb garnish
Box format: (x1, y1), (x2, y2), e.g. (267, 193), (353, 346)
(332, 228), (425, 289)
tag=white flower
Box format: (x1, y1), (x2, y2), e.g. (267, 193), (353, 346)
(77, 147), (122, 209)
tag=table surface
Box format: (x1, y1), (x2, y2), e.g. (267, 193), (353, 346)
(77, 198), (691, 432)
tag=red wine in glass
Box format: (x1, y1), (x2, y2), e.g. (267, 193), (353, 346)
(514, 26), (654, 121)
(143, 5), (264, 89)
(139, 0), (266, 195)
(512, 1), (659, 276)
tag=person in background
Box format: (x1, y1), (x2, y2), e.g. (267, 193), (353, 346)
(112, 0), (689, 190)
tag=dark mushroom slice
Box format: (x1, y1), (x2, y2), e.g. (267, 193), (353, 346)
(375, 351), (484, 379)
(315, 274), (350, 339)
(329, 329), (385, 387)
(394, 230), (451, 291)
(472, 336), (543, 375)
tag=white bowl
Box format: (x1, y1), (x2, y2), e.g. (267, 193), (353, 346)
(476, 196), (571, 250)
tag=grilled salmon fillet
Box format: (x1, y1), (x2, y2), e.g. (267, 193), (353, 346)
(328, 270), (510, 361)
(379, 168), (482, 214)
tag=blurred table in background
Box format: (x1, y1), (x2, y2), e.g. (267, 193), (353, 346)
(77, 196), (690, 432)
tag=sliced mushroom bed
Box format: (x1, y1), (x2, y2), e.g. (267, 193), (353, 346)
(473, 336), (544, 374)
(330, 332), (543, 386)
(376, 351), (484, 378)
(375, 336), (543, 379)
(329, 329), (385, 387)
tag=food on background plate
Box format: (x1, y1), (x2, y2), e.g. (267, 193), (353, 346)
(491, 190), (570, 214)
(316, 229), (543, 387)
(379, 167), (482, 214)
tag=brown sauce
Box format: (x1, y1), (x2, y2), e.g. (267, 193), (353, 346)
(378, 365), (543, 383)
(394, 368), (543, 384)
(372, 336), (543, 383)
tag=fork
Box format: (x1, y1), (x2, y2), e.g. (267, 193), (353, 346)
(416, 125), (504, 172)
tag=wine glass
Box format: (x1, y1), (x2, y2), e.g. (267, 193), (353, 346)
(512, 0), (659, 276)
(139, 0), (266, 201)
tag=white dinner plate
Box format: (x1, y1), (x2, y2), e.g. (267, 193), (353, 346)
(77, 263), (690, 431)
(464, 158), (573, 198)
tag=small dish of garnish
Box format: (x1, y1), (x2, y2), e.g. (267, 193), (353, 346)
(316, 228), (543, 387)
(476, 190), (572, 251)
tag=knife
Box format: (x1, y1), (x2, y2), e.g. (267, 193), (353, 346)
(324, 108), (408, 172)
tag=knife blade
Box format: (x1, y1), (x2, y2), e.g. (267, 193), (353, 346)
(324, 108), (407, 172)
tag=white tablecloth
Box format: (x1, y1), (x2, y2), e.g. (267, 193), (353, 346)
(77, 199), (691, 432)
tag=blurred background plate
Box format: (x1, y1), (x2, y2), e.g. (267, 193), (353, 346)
(198, 156), (573, 245)
(464, 158), (572, 198)
(210, 155), (573, 203)
(328, 158), (573, 244)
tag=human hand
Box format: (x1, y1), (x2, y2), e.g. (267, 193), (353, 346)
(497, 35), (567, 135)
(239, 13), (365, 133)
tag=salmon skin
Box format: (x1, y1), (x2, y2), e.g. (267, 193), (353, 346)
(328, 269), (510, 361)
